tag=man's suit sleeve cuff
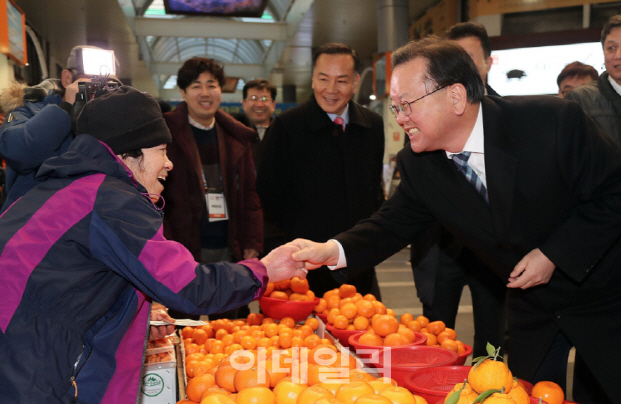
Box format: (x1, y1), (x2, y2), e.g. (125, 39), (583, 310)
(327, 239), (347, 270)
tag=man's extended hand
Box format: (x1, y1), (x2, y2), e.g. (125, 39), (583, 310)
(260, 244), (309, 282)
(288, 239), (340, 270)
(507, 248), (555, 289)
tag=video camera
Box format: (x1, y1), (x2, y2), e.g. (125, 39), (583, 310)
(73, 47), (121, 103)
(71, 48), (122, 125)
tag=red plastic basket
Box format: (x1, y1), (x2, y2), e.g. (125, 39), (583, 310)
(347, 332), (427, 360)
(258, 296), (319, 322)
(403, 365), (471, 404)
(372, 346), (459, 386)
(315, 312), (328, 324)
(325, 324), (364, 348)
(454, 343), (473, 365)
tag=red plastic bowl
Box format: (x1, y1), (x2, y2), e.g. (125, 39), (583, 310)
(258, 296), (319, 322)
(315, 312), (328, 324)
(454, 343), (473, 366)
(403, 365), (471, 404)
(347, 332), (427, 360)
(325, 324), (364, 348)
(372, 346), (459, 387)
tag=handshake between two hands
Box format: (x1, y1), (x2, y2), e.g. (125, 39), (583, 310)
(259, 239), (341, 283)
(148, 239), (340, 340)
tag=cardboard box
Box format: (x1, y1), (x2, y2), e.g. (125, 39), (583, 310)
(139, 337), (178, 404)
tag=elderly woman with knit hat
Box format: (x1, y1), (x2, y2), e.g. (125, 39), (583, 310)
(0, 86), (306, 403)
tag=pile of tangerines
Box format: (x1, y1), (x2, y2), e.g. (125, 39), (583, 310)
(315, 284), (466, 352)
(178, 312), (430, 404)
(265, 277), (316, 302)
(444, 345), (564, 404)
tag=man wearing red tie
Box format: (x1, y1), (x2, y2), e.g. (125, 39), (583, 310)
(257, 43), (385, 298)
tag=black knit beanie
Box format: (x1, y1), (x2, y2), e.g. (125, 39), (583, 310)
(76, 86), (172, 154)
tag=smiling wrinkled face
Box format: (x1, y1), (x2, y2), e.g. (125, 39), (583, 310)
(242, 87), (276, 127)
(122, 144), (173, 203)
(390, 58), (454, 154)
(181, 71), (222, 126)
(312, 53), (360, 116)
(604, 26), (621, 85)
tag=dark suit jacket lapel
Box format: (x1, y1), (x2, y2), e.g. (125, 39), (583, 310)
(482, 97), (518, 243)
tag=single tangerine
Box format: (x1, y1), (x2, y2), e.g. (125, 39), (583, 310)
(290, 276), (310, 294)
(354, 316), (370, 331)
(356, 300), (376, 319)
(353, 393), (393, 404)
(200, 393), (237, 404)
(333, 315), (350, 330)
(186, 373), (216, 402)
(371, 315), (399, 337)
(233, 365), (271, 391)
(273, 380), (306, 404)
(415, 316), (429, 328)
(531, 381), (565, 404)
(280, 317), (296, 329)
(214, 364), (238, 393)
(426, 321), (446, 336)
(305, 317), (320, 330)
(340, 303), (358, 319)
(297, 385), (335, 404)
(339, 284), (357, 299)
(358, 332), (383, 346)
(378, 386), (416, 404)
(236, 386), (275, 404)
(269, 291), (289, 300)
(397, 327), (416, 343)
(467, 359), (513, 394)
(335, 381), (375, 404)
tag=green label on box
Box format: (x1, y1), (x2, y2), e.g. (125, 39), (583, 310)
(141, 373), (164, 397)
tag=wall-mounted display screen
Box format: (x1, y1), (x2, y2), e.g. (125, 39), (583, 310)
(164, 0), (269, 18)
(487, 42), (605, 96)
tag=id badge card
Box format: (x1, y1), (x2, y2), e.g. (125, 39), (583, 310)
(206, 193), (228, 222)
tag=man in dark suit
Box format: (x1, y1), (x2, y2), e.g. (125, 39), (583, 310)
(232, 80), (286, 256)
(288, 37), (621, 404)
(257, 43), (385, 298)
(408, 22), (506, 358)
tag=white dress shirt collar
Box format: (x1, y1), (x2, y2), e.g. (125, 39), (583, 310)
(445, 104), (484, 158)
(608, 75), (621, 97)
(327, 103), (350, 127)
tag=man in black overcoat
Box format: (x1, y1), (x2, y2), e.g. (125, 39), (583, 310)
(288, 37), (621, 404)
(257, 43), (385, 298)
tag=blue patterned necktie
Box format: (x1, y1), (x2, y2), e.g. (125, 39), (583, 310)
(451, 151), (489, 204)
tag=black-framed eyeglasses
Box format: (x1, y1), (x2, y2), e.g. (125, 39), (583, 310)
(389, 85), (447, 117)
(246, 95), (273, 102)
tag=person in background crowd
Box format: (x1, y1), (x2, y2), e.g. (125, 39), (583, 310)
(162, 57), (263, 320)
(232, 79), (287, 256)
(240, 79), (277, 166)
(287, 36), (621, 404)
(407, 21), (506, 358)
(0, 86), (304, 403)
(0, 45), (119, 212)
(257, 43), (385, 298)
(565, 15), (621, 146)
(446, 22), (499, 96)
(556, 62), (598, 98)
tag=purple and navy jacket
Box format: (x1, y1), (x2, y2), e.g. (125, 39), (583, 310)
(0, 134), (268, 403)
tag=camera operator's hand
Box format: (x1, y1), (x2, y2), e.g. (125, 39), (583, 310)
(63, 78), (92, 104)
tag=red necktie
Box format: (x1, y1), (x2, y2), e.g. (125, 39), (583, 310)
(334, 117), (345, 131)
